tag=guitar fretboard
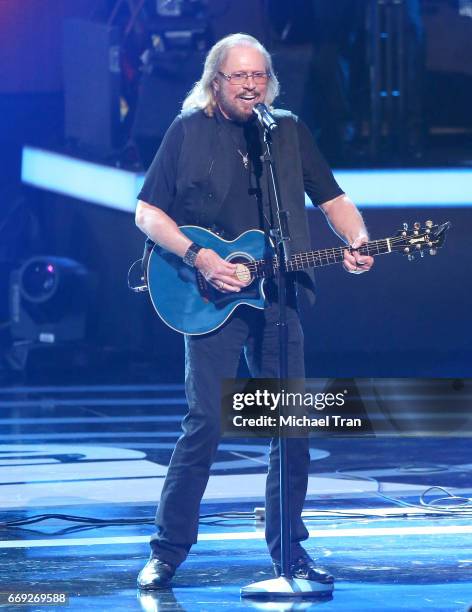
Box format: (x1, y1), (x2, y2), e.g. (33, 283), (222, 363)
(248, 239), (393, 278)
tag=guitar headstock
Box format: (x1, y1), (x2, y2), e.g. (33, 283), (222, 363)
(392, 220), (451, 260)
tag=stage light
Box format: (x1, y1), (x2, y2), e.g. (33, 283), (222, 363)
(22, 147), (472, 210)
(9, 256), (90, 343)
(156, 0), (183, 17)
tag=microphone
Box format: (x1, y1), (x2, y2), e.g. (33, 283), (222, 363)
(253, 103), (278, 131)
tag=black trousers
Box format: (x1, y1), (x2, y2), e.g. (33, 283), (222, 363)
(150, 301), (311, 566)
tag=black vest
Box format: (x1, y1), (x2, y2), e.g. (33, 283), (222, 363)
(164, 108), (316, 305)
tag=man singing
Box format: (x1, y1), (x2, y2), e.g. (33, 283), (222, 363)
(135, 33), (373, 589)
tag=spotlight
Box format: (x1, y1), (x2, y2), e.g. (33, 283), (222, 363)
(9, 256), (90, 343)
(156, 0), (206, 18)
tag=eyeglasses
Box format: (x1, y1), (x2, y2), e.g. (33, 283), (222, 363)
(218, 71), (270, 85)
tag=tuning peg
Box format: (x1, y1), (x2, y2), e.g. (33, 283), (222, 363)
(429, 248), (437, 256)
(425, 220), (433, 228)
(420, 250), (424, 258)
(403, 222), (408, 230)
(413, 221), (420, 230)
(407, 254), (415, 261)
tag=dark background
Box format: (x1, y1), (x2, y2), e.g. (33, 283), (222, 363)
(1, 0), (471, 383)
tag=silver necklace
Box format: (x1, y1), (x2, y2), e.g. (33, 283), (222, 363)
(237, 149), (249, 170)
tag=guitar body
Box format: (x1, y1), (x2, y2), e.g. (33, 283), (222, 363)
(145, 220), (450, 335)
(147, 226), (269, 335)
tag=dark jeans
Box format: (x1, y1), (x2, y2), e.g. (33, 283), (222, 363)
(150, 301), (311, 566)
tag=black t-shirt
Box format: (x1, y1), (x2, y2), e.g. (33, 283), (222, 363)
(138, 109), (344, 240)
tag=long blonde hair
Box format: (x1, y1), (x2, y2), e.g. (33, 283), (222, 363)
(182, 33), (280, 116)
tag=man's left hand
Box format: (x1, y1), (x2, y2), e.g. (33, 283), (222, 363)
(343, 237), (374, 274)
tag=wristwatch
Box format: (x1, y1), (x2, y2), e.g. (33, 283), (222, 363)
(183, 242), (203, 267)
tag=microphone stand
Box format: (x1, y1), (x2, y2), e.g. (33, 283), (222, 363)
(241, 121), (333, 599)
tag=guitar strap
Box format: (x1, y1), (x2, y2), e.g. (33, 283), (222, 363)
(141, 239), (153, 286)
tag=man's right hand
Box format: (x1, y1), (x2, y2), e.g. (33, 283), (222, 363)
(135, 202), (248, 293)
(195, 249), (248, 293)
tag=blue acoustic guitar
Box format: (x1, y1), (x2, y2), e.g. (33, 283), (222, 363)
(146, 222), (450, 335)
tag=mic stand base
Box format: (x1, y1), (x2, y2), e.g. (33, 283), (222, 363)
(241, 576), (334, 599)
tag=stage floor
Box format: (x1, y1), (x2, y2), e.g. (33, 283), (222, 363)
(1, 383), (471, 611)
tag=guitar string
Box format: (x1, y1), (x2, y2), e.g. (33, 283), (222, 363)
(239, 234), (435, 279)
(246, 238), (414, 265)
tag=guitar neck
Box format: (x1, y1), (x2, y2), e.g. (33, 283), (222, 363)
(253, 238), (394, 278)
(288, 238), (393, 271)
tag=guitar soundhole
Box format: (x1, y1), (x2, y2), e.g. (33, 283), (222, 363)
(228, 256), (254, 285)
(196, 256), (259, 308)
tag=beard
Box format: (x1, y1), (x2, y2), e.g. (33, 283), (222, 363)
(216, 87), (262, 123)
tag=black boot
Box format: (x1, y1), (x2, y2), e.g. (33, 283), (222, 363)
(273, 555), (334, 584)
(137, 555), (176, 590)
